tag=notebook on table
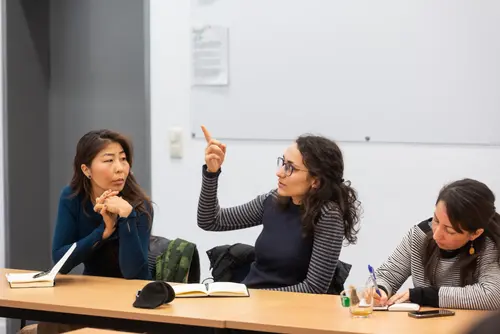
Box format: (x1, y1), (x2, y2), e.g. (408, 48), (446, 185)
(373, 302), (420, 312)
(173, 282), (250, 298)
(5, 243), (77, 288)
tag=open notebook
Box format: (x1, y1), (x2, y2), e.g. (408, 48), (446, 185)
(173, 282), (250, 298)
(373, 302), (420, 312)
(5, 243), (77, 288)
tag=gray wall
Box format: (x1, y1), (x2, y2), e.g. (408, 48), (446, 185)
(4, 0), (51, 332)
(4, 1), (150, 333)
(5, 0), (51, 269)
(49, 0), (151, 232)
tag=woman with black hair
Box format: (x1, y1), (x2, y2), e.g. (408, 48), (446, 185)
(374, 179), (500, 310)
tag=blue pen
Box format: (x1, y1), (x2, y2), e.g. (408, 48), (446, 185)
(368, 265), (382, 297)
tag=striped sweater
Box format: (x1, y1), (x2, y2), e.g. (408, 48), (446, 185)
(376, 220), (500, 310)
(197, 165), (345, 294)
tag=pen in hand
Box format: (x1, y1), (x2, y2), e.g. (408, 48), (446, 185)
(368, 264), (382, 297)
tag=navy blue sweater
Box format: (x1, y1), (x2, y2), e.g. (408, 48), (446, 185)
(52, 186), (151, 280)
(197, 166), (345, 294)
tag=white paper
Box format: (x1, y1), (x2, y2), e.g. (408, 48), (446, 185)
(192, 25), (229, 86)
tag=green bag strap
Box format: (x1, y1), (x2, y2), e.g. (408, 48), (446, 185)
(156, 239), (174, 281)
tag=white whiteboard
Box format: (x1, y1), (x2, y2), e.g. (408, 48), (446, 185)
(191, 1), (500, 145)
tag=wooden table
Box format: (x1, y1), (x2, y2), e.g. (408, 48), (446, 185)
(0, 269), (231, 333)
(223, 289), (493, 334)
(1, 269), (492, 334)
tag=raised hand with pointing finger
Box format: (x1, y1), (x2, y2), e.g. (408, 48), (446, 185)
(202, 125), (226, 173)
(197, 131), (361, 295)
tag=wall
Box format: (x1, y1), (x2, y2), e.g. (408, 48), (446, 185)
(49, 0), (151, 235)
(150, 0), (500, 287)
(4, 0), (51, 332)
(0, 1), (149, 332)
(5, 0), (51, 269)
(0, 0), (5, 330)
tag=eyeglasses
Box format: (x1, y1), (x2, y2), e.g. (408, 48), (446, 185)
(277, 156), (306, 177)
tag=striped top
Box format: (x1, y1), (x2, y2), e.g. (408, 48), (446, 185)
(197, 166), (345, 294)
(376, 220), (500, 310)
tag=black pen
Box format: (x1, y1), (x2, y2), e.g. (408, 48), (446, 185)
(32, 270), (50, 279)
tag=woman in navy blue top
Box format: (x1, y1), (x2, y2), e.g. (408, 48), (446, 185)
(197, 126), (361, 294)
(52, 129), (153, 280)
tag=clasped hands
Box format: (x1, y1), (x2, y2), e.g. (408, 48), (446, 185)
(93, 190), (133, 239)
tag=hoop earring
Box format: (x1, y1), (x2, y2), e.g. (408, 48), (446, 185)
(87, 175), (91, 179)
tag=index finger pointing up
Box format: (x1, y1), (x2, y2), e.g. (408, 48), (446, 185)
(201, 125), (212, 143)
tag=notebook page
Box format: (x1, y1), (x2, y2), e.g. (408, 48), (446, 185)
(208, 282), (249, 296)
(172, 283), (208, 296)
(6, 272), (49, 283)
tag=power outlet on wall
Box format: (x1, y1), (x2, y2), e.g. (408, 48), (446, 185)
(169, 127), (183, 159)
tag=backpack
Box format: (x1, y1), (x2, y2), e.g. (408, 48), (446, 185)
(206, 243), (255, 283)
(156, 238), (201, 283)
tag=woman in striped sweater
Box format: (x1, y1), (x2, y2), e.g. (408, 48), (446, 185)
(197, 126), (361, 294)
(374, 179), (500, 310)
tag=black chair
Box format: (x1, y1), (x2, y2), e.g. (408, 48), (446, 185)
(148, 235), (171, 279)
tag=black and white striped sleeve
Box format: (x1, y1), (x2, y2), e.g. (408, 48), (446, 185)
(269, 202), (344, 294)
(197, 165), (271, 231)
(375, 227), (415, 296)
(439, 240), (500, 310)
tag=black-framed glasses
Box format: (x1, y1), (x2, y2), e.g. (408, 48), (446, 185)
(277, 156), (305, 177)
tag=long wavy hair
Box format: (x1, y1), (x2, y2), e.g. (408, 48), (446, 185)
(423, 179), (500, 286)
(69, 129), (153, 224)
(278, 135), (361, 244)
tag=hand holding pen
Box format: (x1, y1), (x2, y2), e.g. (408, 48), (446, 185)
(369, 264), (389, 306)
(368, 264), (382, 297)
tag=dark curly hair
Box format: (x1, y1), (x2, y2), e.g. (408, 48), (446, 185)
(278, 135), (361, 244)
